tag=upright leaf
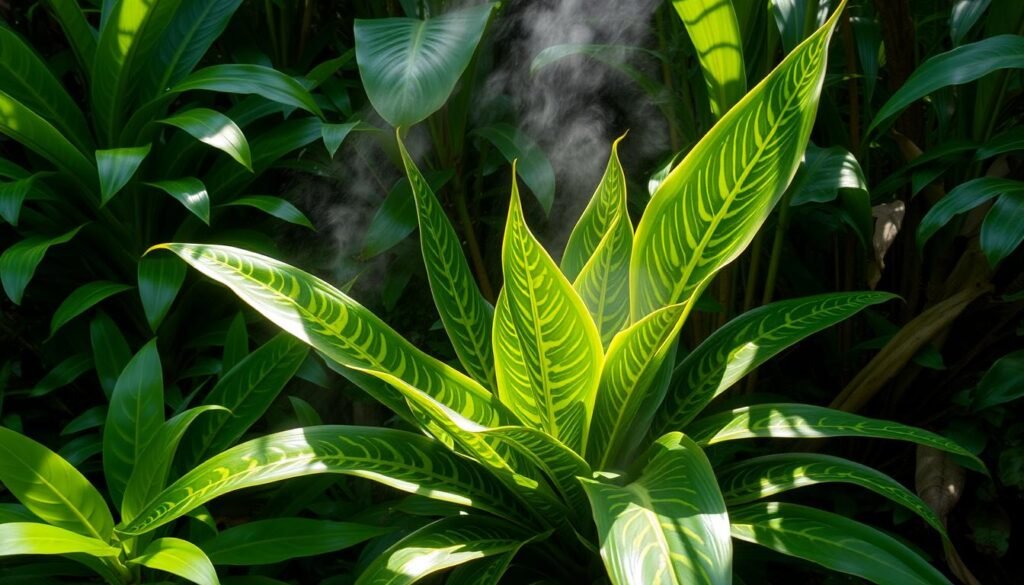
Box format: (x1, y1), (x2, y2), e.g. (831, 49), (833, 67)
(654, 292), (896, 435)
(354, 4), (494, 127)
(138, 254), (187, 331)
(493, 175), (603, 454)
(730, 503), (950, 585)
(671, 0), (747, 117)
(473, 123), (556, 214)
(0, 426), (114, 540)
(150, 243), (510, 427)
(397, 133), (495, 388)
(201, 518), (392, 566)
(90, 311), (131, 398)
(581, 433), (731, 585)
(103, 339), (164, 507)
(0, 523), (119, 558)
(980, 191), (1024, 267)
(0, 225), (83, 305)
(44, 0), (98, 79)
(129, 537), (219, 585)
(0, 91), (96, 187)
(159, 109), (252, 171)
(630, 2), (843, 319)
(96, 145), (150, 206)
(951, 0), (992, 46)
(118, 426), (529, 535)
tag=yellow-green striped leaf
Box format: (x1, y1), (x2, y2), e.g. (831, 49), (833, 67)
(630, 1), (844, 319)
(589, 303), (686, 469)
(730, 503), (950, 585)
(397, 133), (495, 388)
(671, 0), (747, 118)
(493, 174), (603, 454)
(149, 243), (510, 428)
(117, 426), (529, 535)
(563, 136), (632, 347)
(581, 432), (731, 585)
(654, 291), (896, 435)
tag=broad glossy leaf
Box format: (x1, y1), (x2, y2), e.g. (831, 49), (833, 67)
(96, 145), (150, 206)
(980, 191), (1024, 267)
(322, 122), (357, 158)
(687, 403), (985, 472)
(92, 0), (182, 141)
(138, 254), (187, 331)
(354, 4), (493, 127)
(221, 196), (314, 230)
(122, 406), (226, 523)
(186, 334), (308, 463)
(50, 281), (133, 337)
(118, 426), (529, 535)
(589, 303), (686, 469)
(139, 0), (244, 99)
(159, 109), (252, 171)
(868, 35), (1024, 135)
(788, 144), (867, 206)
(147, 178), (211, 224)
(631, 3), (843, 319)
(655, 292), (896, 434)
(951, 0), (992, 46)
(730, 503), (950, 585)
(0, 426), (114, 540)
(201, 518), (391, 565)
(172, 65), (323, 117)
(1, 225), (83, 304)
(398, 134), (495, 388)
(973, 349), (1024, 411)
(0, 91), (96, 186)
(563, 136), (632, 346)
(0, 523), (119, 558)
(151, 243), (510, 427)
(129, 537), (219, 585)
(29, 353), (93, 397)
(493, 176), (603, 454)
(671, 0), (746, 118)
(44, 0), (98, 79)
(0, 175), (37, 225)
(90, 311), (131, 398)
(103, 339), (164, 507)
(473, 123), (555, 214)
(917, 178), (1024, 250)
(204, 117), (323, 197)
(0, 27), (92, 152)
(581, 433), (731, 585)
(718, 453), (945, 534)
(355, 515), (532, 585)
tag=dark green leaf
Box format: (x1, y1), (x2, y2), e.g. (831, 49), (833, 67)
(202, 518), (391, 565)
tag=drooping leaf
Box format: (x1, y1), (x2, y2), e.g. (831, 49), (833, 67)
(201, 518), (392, 565)
(122, 406), (227, 523)
(686, 403), (984, 472)
(354, 4), (494, 127)
(0, 26), (93, 152)
(50, 281), (133, 337)
(493, 175), (603, 454)
(150, 243), (510, 427)
(0, 523), (119, 558)
(204, 117), (323, 197)
(221, 196), (315, 230)
(654, 292), (896, 434)
(103, 339), (164, 508)
(730, 503), (950, 585)
(398, 133), (495, 388)
(159, 109), (252, 171)
(581, 432), (731, 585)
(973, 349), (1024, 411)
(589, 303), (686, 469)
(96, 145), (150, 206)
(0, 174), (37, 226)
(172, 64), (323, 117)
(355, 515), (533, 585)
(185, 334), (309, 463)
(0, 225), (83, 304)
(138, 254), (187, 331)
(671, 0), (747, 118)
(718, 453), (946, 535)
(118, 426), (529, 535)
(129, 537), (219, 585)
(0, 426), (114, 540)
(322, 122), (357, 158)
(980, 191), (1024, 267)
(90, 311), (131, 399)
(788, 143), (867, 205)
(147, 178), (211, 225)
(630, 2), (843, 319)
(868, 35), (1024, 135)
(0, 91), (96, 187)
(473, 123), (556, 214)
(917, 178), (1024, 250)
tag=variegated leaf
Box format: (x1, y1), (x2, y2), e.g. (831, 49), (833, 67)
(493, 173), (603, 454)
(397, 132), (496, 388)
(630, 1), (845, 319)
